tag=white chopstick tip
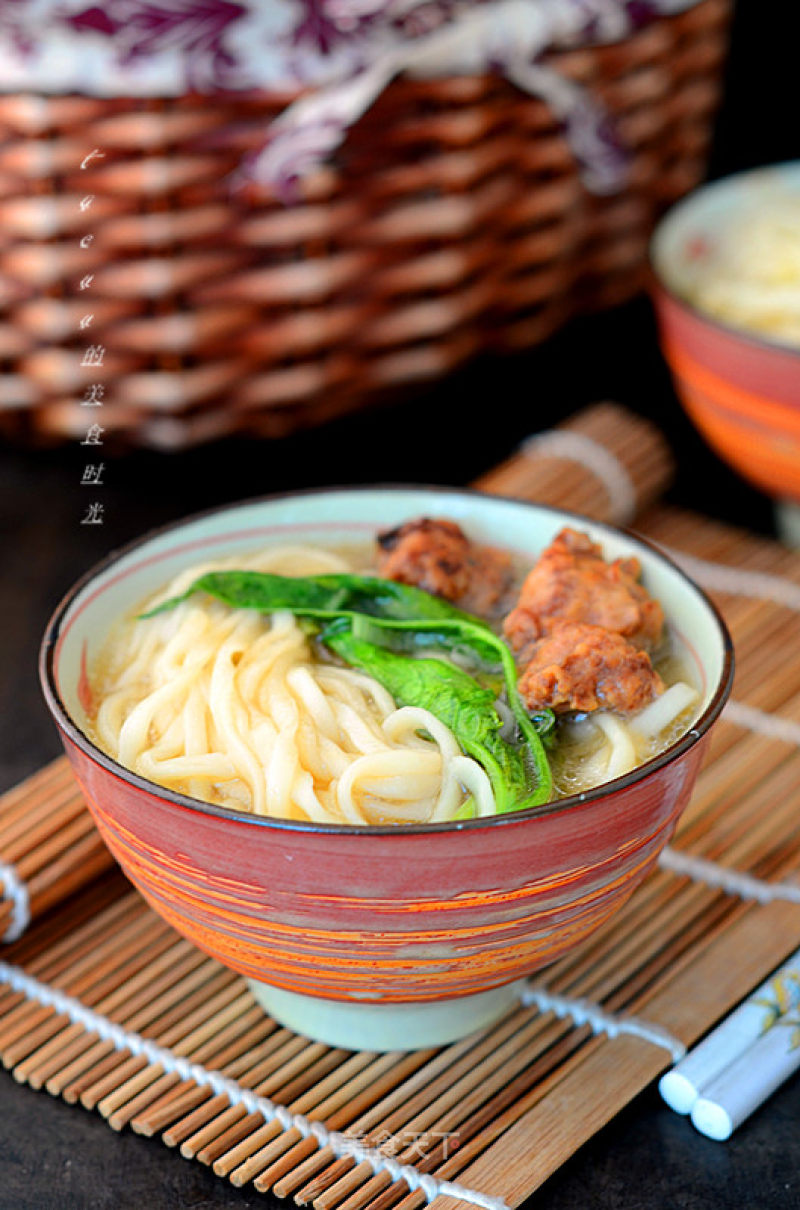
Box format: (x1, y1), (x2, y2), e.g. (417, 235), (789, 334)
(658, 948), (800, 1140)
(691, 1098), (734, 1141)
(659, 1070), (698, 1115)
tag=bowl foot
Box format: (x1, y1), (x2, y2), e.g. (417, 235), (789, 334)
(247, 978), (527, 1051)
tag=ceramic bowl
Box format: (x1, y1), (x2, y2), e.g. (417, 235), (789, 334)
(651, 162), (800, 508)
(40, 489), (733, 1050)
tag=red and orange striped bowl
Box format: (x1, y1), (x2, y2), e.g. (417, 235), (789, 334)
(651, 163), (800, 506)
(40, 489), (732, 1049)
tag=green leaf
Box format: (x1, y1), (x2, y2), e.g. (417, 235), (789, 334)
(143, 568), (553, 812)
(343, 612), (554, 795)
(452, 797), (476, 821)
(323, 630), (551, 813)
(143, 571), (474, 624)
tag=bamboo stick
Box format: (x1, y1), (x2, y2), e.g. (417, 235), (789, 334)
(54, 956), (226, 1102)
(187, 1047), (349, 1164)
(5, 884), (137, 976)
(0, 761), (113, 944)
(291, 1009), (537, 1206)
(108, 1007), (272, 1133)
(133, 1083), (211, 1136)
(128, 1025), (297, 1137)
(159, 1031), (310, 1143)
(291, 1019), (578, 1208)
(76, 968), (238, 1111)
(0, 760), (77, 834)
(0, 779), (87, 853)
(96, 987), (252, 1120)
(227, 1050), (437, 1190)
(212, 1050), (385, 1178)
(170, 1028), (320, 1156)
(0, 902), (160, 1054)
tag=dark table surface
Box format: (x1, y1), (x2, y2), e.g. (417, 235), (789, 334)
(3, 0), (800, 1198)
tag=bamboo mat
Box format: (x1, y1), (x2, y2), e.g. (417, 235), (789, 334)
(4, 413), (800, 1209)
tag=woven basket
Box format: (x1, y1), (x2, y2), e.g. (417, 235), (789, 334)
(0, 0), (729, 450)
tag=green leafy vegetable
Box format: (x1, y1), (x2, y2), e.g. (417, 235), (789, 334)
(145, 569), (553, 812)
(323, 628), (550, 812)
(144, 571), (471, 625)
(452, 797), (476, 821)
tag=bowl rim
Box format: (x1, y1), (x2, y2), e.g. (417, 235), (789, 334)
(39, 484), (735, 836)
(649, 160), (800, 360)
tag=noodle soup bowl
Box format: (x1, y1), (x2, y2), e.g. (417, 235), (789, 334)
(651, 163), (800, 512)
(41, 489), (733, 1050)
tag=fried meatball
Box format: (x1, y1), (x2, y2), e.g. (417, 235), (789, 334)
(504, 527), (663, 663)
(517, 621), (664, 715)
(377, 517), (513, 617)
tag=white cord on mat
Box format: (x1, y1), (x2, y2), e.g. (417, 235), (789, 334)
(663, 549), (800, 613)
(724, 700), (800, 749)
(0, 862), (30, 943)
(655, 697), (800, 901)
(520, 431), (638, 526)
(520, 984), (686, 1062)
(0, 959), (509, 1210)
(658, 848), (800, 906)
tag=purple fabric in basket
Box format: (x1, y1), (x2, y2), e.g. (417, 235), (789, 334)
(0, 0), (703, 193)
(64, 1), (247, 88)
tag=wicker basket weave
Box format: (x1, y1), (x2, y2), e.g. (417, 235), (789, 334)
(0, 0), (729, 449)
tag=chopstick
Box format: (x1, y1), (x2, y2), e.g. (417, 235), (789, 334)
(659, 946), (800, 1139)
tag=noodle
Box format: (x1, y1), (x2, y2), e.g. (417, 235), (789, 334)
(550, 681), (699, 798)
(89, 544), (492, 826)
(594, 713), (638, 780)
(628, 681), (698, 741)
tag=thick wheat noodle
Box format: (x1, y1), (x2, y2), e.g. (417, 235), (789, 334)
(91, 544), (496, 826)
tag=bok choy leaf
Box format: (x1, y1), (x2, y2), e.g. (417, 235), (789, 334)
(144, 569), (553, 811)
(323, 625), (550, 812)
